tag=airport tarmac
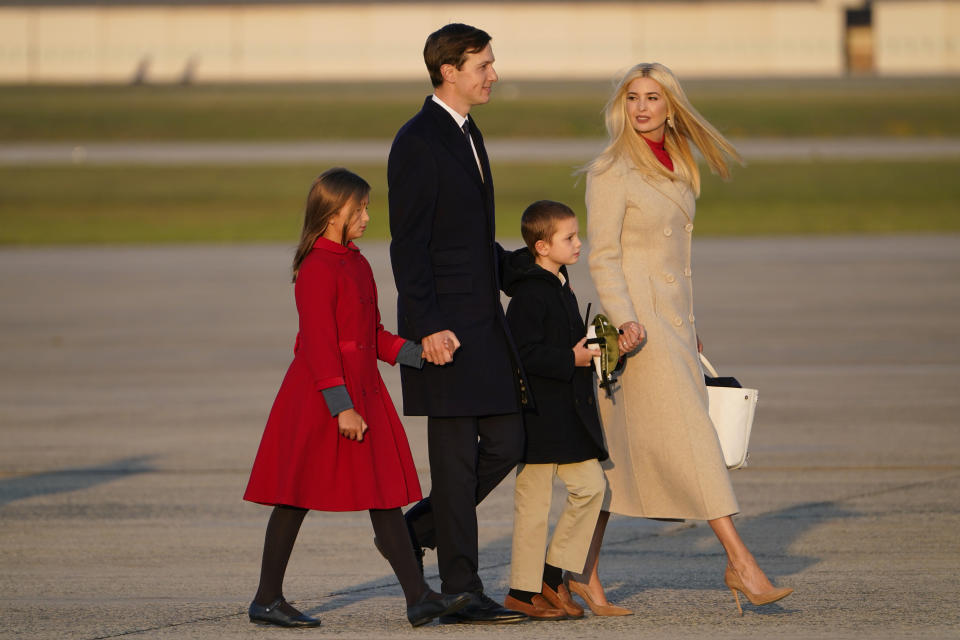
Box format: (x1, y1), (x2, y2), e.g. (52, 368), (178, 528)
(1, 235), (958, 639)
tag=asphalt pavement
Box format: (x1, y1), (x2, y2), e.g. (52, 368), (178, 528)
(1, 235), (959, 639)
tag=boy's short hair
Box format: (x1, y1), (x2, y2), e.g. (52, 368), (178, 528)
(520, 200), (576, 252)
(423, 23), (492, 88)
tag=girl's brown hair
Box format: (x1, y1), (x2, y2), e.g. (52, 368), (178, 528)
(292, 167), (370, 282)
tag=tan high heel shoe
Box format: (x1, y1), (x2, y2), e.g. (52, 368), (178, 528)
(723, 565), (793, 616)
(564, 577), (633, 616)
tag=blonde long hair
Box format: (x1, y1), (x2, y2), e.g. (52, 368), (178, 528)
(584, 63), (743, 197)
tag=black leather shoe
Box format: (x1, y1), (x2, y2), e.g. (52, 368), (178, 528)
(373, 523), (425, 575)
(248, 598), (321, 627)
(439, 591), (528, 625)
(406, 591), (471, 627)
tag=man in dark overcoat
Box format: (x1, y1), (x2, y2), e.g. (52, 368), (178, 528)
(387, 23), (527, 624)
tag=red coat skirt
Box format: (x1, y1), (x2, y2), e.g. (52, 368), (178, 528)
(244, 237), (423, 511)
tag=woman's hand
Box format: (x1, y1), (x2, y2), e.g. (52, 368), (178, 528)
(618, 321), (646, 353)
(697, 334), (703, 353)
(337, 408), (368, 442)
(573, 336), (602, 367)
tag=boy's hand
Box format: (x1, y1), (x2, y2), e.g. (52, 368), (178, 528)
(573, 336), (601, 367)
(337, 408), (368, 442)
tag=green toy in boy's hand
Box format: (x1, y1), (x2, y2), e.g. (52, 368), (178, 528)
(585, 313), (626, 394)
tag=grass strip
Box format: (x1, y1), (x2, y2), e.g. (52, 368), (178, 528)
(2, 78), (960, 141)
(1, 160), (957, 245)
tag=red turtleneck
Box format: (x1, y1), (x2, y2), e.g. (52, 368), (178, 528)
(643, 135), (674, 171)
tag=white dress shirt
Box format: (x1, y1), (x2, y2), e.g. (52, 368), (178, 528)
(431, 94), (484, 179)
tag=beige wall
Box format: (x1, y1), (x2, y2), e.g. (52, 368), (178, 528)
(875, 1), (960, 73)
(0, 1), (955, 83)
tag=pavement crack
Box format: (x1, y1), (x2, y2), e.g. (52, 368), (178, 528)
(85, 609), (247, 639)
(825, 471), (960, 505)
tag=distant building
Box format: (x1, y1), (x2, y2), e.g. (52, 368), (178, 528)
(0, 1), (956, 83)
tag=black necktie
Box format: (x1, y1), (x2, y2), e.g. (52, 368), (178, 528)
(462, 120), (483, 182)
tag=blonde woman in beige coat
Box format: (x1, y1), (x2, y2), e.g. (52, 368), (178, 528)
(564, 63), (792, 616)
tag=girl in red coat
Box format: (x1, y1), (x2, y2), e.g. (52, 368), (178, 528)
(243, 168), (469, 628)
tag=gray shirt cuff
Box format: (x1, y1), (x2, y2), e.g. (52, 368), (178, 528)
(396, 341), (424, 369)
(321, 385), (353, 417)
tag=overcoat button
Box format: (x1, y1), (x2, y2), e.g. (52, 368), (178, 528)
(688, 314), (695, 322)
(685, 223), (694, 232)
(663, 228), (673, 237)
(665, 273), (676, 283)
(674, 316), (683, 327)
(684, 267), (692, 277)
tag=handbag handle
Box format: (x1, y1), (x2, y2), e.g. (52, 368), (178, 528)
(698, 352), (720, 378)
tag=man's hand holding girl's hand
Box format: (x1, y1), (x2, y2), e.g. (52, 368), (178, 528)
(422, 330), (461, 365)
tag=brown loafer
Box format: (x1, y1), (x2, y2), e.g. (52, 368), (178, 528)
(503, 594), (565, 620)
(541, 582), (584, 618)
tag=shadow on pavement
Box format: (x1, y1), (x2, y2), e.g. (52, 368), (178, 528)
(596, 499), (854, 614)
(297, 498), (847, 618)
(0, 455), (156, 508)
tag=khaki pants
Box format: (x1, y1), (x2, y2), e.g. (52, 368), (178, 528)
(509, 459), (606, 592)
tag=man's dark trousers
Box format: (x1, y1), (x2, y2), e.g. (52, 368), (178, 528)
(406, 414), (524, 593)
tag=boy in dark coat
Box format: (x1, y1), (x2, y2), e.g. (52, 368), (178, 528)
(501, 200), (609, 620)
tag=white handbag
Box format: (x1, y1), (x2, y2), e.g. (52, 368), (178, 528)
(699, 353), (757, 470)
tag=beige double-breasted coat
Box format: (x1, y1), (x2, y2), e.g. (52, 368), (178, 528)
(586, 157), (739, 521)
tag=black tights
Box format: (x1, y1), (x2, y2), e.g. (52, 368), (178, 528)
(254, 505), (429, 609)
(369, 508), (430, 605)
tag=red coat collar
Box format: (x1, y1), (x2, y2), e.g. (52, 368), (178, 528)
(312, 236), (360, 254)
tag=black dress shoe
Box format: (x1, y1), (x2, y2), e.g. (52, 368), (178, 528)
(248, 598), (321, 627)
(439, 591), (528, 625)
(406, 591), (471, 627)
